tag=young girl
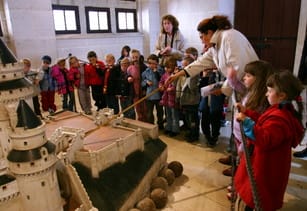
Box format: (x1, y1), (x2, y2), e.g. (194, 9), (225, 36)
(128, 49), (147, 122)
(117, 45), (131, 65)
(219, 60), (276, 176)
(159, 57), (180, 136)
(235, 70), (305, 211)
(52, 58), (77, 112)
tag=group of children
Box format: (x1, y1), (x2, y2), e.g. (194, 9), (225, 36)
(23, 47), (215, 145)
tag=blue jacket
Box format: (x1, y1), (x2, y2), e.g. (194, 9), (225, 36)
(141, 66), (163, 100)
(39, 67), (56, 91)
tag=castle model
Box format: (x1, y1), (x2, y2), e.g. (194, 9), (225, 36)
(0, 39), (167, 210)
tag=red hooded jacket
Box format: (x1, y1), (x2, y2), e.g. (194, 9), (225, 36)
(235, 103), (304, 211)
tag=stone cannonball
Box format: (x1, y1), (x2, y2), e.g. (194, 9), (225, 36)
(136, 197), (156, 211)
(168, 161), (183, 177)
(150, 188), (168, 209)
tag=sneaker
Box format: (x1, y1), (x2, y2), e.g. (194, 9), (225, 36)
(218, 155), (232, 166)
(293, 147), (307, 158)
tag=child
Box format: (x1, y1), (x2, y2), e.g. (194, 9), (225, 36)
(177, 56), (200, 142)
(220, 60), (276, 176)
(69, 56), (92, 114)
(159, 57), (179, 136)
(118, 58), (135, 119)
(141, 54), (164, 129)
(104, 54), (120, 114)
(39, 55), (56, 115)
(52, 58), (76, 111)
(235, 70), (305, 211)
(117, 45), (131, 65)
(128, 49), (147, 122)
(199, 68), (226, 146)
(85, 51), (106, 111)
(23, 58), (43, 117)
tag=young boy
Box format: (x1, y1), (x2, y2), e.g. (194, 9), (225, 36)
(141, 54), (164, 129)
(23, 58), (43, 118)
(39, 55), (56, 115)
(85, 51), (106, 111)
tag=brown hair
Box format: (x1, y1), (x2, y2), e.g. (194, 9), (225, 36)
(121, 45), (131, 57)
(87, 51), (97, 58)
(266, 70), (304, 120)
(161, 14), (179, 34)
(185, 47), (199, 59)
(164, 56), (177, 69)
(147, 54), (159, 63)
(244, 60), (276, 113)
(197, 15), (232, 33)
(182, 56), (195, 65)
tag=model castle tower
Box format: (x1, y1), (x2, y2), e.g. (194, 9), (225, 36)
(0, 38), (62, 210)
(7, 100), (63, 210)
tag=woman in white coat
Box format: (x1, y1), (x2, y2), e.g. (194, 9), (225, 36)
(167, 15), (258, 93)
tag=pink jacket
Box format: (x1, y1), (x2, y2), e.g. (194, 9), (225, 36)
(159, 72), (177, 108)
(127, 64), (141, 99)
(52, 65), (75, 94)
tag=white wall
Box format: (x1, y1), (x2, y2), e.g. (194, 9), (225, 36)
(2, 0), (57, 66)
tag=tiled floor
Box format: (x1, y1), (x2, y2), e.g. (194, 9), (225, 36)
(159, 124), (307, 211)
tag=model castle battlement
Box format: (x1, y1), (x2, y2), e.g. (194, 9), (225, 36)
(0, 62), (24, 82)
(50, 126), (84, 162)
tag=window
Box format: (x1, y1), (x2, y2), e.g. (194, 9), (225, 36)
(52, 5), (80, 34)
(85, 7), (111, 33)
(115, 8), (137, 32)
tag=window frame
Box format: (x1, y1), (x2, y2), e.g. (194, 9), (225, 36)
(115, 8), (137, 33)
(85, 7), (111, 33)
(52, 4), (81, 35)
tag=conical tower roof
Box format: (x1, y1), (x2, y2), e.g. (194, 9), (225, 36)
(0, 38), (17, 64)
(16, 100), (42, 129)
